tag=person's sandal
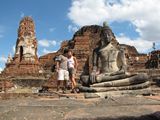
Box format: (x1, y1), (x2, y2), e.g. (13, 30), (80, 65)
(70, 89), (75, 93)
(62, 90), (66, 94)
(75, 88), (80, 93)
(71, 88), (77, 93)
(56, 88), (60, 92)
(71, 89), (74, 93)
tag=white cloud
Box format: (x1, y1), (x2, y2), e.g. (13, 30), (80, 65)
(68, 0), (108, 26)
(12, 45), (16, 53)
(68, 25), (79, 32)
(50, 40), (57, 46)
(38, 39), (57, 47)
(0, 67), (3, 73)
(117, 35), (153, 53)
(42, 48), (57, 54)
(49, 28), (55, 32)
(0, 56), (7, 63)
(68, 0), (160, 52)
(39, 40), (50, 47)
(37, 52), (40, 57)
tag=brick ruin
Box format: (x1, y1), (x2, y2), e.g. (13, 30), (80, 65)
(39, 25), (151, 79)
(1, 17), (159, 84)
(146, 50), (160, 69)
(2, 17), (42, 77)
(39, 24), (160, 91)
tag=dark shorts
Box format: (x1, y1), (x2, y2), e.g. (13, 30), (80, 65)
(68, 67), (76, 77)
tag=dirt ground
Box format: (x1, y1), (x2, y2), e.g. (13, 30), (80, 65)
(0, 94), (160, 120)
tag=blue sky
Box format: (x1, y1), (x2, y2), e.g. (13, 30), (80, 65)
(0, 0), (73, 70)
(0, 0), (72, 54)
(0, 0), (160, 71)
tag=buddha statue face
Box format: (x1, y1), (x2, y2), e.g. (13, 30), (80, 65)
(100, 35), (112, 48)
(23, 44), (35, 57)
(22, 36), (36, 61)
(100, 28), (114, 48)
(15, 36), (36, 62)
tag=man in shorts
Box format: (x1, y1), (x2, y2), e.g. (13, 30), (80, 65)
(55, 49), (69, 93)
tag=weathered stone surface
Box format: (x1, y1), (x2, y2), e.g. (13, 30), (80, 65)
(80, 82), (150, 94)
(0, 96), (160, 120)
(78, 24), (150, 94)
(38, 25), (152, 90)
(91, 74), (149, 87)
(2, 16), (42, 77)
(39, 25), (149, 81)
(65, 106), (160, 120)
(120, 44), (138, 56)
(146, 50), (160, 69)
(120, 44), (149, 71)
(0, 80), (14, 92)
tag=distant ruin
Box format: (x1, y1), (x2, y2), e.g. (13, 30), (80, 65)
(2, 17), (42, 77)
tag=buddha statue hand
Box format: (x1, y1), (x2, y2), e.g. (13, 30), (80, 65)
(89, 66), (97, 84)
(93, 66), (97, 72)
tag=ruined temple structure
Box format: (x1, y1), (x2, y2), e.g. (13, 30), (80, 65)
(39, 23), (155, 93)
(40, 25), (108, 78)
(39, 24), (149, 79)
(39, 40), (68, 72)
(2, 16), (42, 77)
(75, 24), (150, 97)
(120, 44), (148, 71)
(146, 50), (160, 69)
(0, 16), (157, 94)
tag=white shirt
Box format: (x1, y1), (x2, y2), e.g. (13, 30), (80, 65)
(67, 56), (75, 68)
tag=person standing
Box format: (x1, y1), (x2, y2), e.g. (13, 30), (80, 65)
(67, 49), (78, 93)
(55, 49), (69, 93)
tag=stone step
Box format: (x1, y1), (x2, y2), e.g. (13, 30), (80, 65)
(0, 91), (85, 100)
(0, 93), (39, 99)
(84, 88), (152, 99)
(48, 90), (85, 99)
